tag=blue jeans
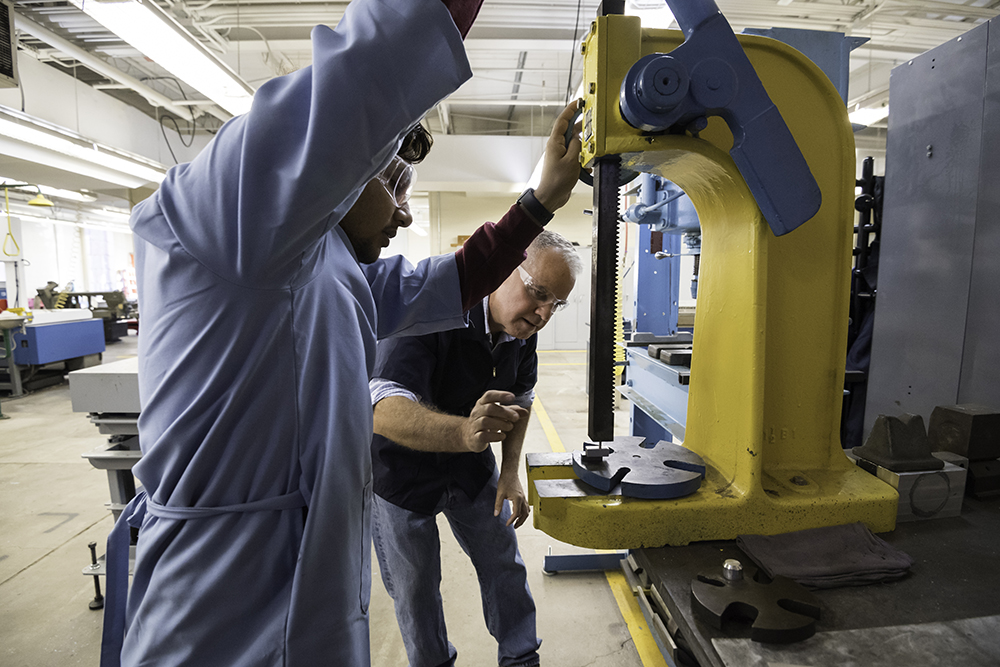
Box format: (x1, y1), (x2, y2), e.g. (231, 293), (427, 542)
(372, 472), (541, 667)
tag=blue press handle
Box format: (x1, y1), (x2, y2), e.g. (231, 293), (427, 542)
(666, 0), (720, 37)
(620, 0), (822, 236)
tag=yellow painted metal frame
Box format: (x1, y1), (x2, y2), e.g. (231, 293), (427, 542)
(529, 16), (898, 548)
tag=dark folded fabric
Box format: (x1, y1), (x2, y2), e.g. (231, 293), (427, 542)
(736, 522), (914, 590)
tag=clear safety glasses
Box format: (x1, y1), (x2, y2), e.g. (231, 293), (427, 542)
(376, 155), (416, 209)
(518, 265), (570, 312)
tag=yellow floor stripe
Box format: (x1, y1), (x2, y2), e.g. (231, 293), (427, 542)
(605, 569), (670, 667)
(532, 397), (669, 667)
(531, 396), (565, 453)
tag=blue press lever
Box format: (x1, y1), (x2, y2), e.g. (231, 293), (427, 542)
(619, 0), (822, 236)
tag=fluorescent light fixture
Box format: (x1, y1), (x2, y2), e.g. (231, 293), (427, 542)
(0, 106), (167, 187)
(407, 224), (428, 237)
(849, 106), (890, 126)
(70, 0), (254, 116)
(94, 207), (133, 224)
(42, 185), (97, 203)
(51, 218), (130, 233)
(1, 212), (58, 225)
(0, 175), (97, 203)
(3, 209), (132, 234)
(627, 0), (676, 29)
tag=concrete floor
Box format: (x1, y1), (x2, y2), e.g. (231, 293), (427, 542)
(0, 333), (652, 667)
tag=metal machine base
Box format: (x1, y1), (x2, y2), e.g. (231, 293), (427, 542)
(529, 452), (897, 548)
(529, 15), (898, 549)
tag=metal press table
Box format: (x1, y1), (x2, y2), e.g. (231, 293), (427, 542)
(628, 497), (1000, 667)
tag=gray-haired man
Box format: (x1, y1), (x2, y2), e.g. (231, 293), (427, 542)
(369, 231), (582, 667)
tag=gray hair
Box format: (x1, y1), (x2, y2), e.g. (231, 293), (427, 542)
(527, 230), (583, 278)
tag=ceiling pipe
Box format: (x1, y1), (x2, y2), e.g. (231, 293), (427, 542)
(14, 13), (231, 124)
(436, 103), (451, 135)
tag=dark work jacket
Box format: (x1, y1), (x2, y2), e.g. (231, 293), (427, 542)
(371, 300), (538, 514)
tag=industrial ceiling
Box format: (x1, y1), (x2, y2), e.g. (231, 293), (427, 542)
(5, 0), (1000, 206)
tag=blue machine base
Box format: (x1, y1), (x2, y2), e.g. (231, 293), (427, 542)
(13, 319), (105, 365)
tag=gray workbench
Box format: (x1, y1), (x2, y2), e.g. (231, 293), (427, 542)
(69, 357), (141, 572)
(69, 356), (140, 415)
(633, 498), (1000, 666)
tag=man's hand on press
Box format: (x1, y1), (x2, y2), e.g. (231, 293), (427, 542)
(458, 390), (528, 453)
(495, 472), (530, 528)
(533, 99), (583, 215)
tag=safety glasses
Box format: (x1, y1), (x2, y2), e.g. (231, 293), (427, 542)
(518, 265), (569, 312)
(376, 155), (416, 209)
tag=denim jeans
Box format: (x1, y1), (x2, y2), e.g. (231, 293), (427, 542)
(371, 471), (541, 667)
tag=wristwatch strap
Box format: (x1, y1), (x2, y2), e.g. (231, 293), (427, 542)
(517, 187), (554, 226)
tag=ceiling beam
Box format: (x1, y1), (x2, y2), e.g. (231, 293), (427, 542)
(443, 99), (569, 107)
(436, 103), (452, 135)
(219, 37), (586, 54)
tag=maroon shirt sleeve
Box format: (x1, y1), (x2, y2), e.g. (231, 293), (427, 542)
(454, 203), (543, 311)
(439, 0), (485, 39)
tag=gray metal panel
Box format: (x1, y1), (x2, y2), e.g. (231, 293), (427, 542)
(959, 19), (1000, 409)
(865, 23), (989, 435)
(741, 27), (867, 105)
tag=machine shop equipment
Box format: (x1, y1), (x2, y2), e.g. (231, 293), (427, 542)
(620, 171), (699, 445)
(36, 282), (137, 342)
(1, 309), (105, 395)
(0, 312), (27, 407)
(531, 5), (1000, 667)
(68, 357), (142, 584)
(689, 558), (821, 644)
(862, 19), (1000, 445)
(529, 1), (897, 549)
(572, 436), (705, 499)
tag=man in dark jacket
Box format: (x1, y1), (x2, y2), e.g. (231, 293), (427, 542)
(370, 230), (581, 667)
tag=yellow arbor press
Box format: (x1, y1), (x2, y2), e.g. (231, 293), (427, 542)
(528, 10), (897, 548)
